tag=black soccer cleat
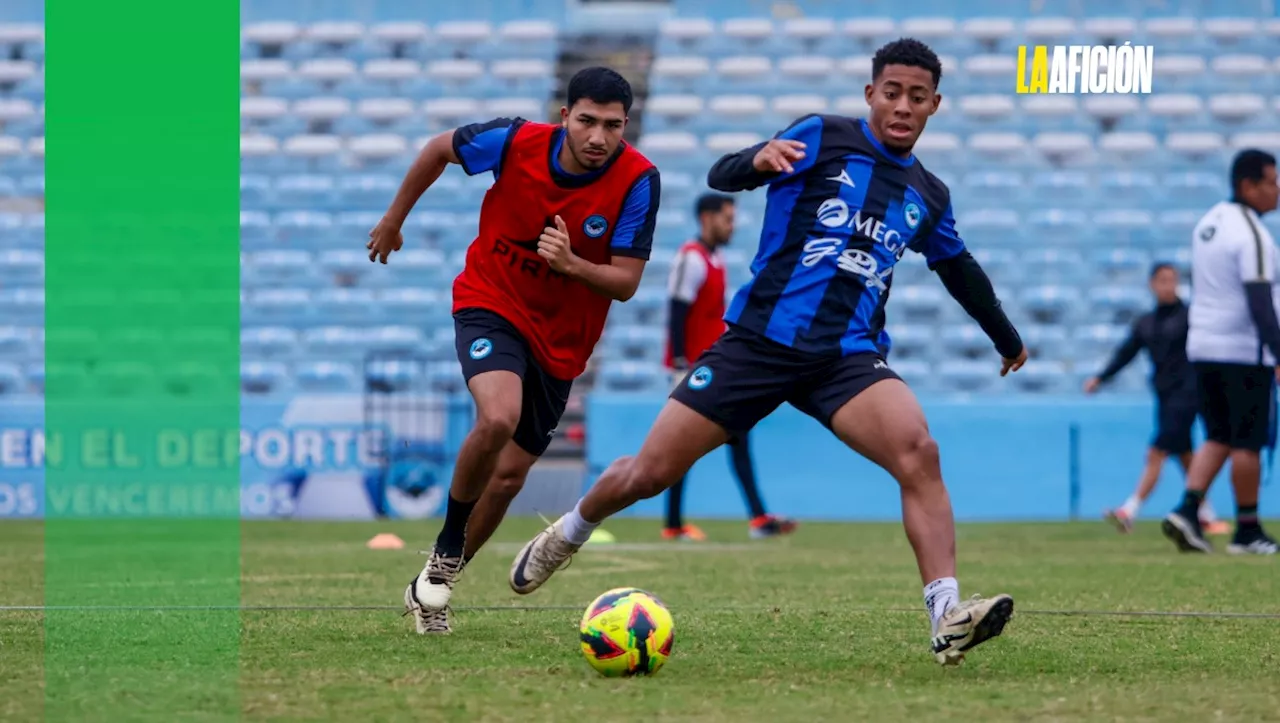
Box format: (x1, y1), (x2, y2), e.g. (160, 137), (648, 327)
(1162, 511), (1213, 553)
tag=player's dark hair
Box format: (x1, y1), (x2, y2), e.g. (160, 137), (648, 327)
(1150, 262), (1177, 279)
(871, 38), (942, 88)
(695, 193), (734, 218)
(1230, 148), (1277, 196)
(566, 66), (633, 114)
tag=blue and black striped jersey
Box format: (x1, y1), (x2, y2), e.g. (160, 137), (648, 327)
(709, 114), (966, 358)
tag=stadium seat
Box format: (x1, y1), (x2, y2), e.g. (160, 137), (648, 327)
(242, 326), (300, 360)
(0, 287), (41, 325)
(597, 361), (665, 393)
(296, 361), (358, 392)
(936, 359), (997, 394)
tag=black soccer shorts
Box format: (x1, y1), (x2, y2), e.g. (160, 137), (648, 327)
(1194, 362), (1275, 452)
(1151, 393), (1198, 455)
(669, 326), (902, 438)
(454, 307), (571, 457)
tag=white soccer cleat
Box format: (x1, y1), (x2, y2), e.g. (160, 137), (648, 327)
(402, 547), (466, 634)
(1226, 526), (1279, 555)
(403, 581), (452, 634)
(509, 518), (582, 595)
(930, 593), (1015, 666)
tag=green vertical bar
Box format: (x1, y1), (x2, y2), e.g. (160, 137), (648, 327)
(45, 1), (241, 721)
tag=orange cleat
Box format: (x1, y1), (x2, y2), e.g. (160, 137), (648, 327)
(661, 524), (708, 542)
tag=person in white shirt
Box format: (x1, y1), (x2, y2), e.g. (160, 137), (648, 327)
(1163, 149), (1280, 555)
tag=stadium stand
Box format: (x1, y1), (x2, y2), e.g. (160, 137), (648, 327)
(4, 0), (1280, 400)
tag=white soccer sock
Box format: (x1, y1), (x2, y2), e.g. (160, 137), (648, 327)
(560, 500), (599, 545)
(924, 577), (960, 634)
(1119, 495), (1141, 518)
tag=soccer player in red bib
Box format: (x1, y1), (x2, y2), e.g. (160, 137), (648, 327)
(664, 193), (797, 541)
(367, 67), (660, 634)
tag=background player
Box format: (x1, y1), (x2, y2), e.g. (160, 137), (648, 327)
(1083, 262), (1227, 535)
(508, 39), (1027, 665)
(663, 192), (797, 541)
(1163, 149), (1279, 555)
(366, 66), (661, 632)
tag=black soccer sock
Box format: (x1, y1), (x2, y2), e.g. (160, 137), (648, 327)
(1237, 504), (1260, 529)
(1177, 489), (1205, 521)
(434, 494), (477, 558)
(729, 435), (767, 519)
(665, 476), (686, 530)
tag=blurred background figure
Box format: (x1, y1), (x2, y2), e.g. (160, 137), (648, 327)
(662, 192), (796, 541)
(1084, 263), (1227, 535)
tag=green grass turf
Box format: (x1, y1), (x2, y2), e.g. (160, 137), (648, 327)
(2, 518), (1278, 722)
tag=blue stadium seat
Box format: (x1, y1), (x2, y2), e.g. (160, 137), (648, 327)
(1089, 287), (1149, 326)
(888, 324), (938, 362)
(427, 361), (466, 394)
(314, 287), (377, 325)
(1020, 286), (1082, 326)
(296, 361), (358, 392)
(244, 288), (314, 325)
(240, 361), (289, 395)
(0, 287), (41, 325)
(0, 361), (23, 394)
(936, 359), (997, 395)
(1010, 360), (1072, 394)
(242, 326), (300, 360)
(0, 249), (41, 284)
(301, 326), (369, 360)
(598, 361), (666, 393)
(365, 357), (423, 391)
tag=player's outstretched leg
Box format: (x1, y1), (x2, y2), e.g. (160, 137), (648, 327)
(828, 378), (1013, 666)
(405, 370), (522, 634)
(509, 400), (729, 594)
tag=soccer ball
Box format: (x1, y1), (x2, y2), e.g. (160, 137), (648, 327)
(579, 587), (675, 677)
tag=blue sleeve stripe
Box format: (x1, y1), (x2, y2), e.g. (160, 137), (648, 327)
(456, 126), (510, 177)
(610, 172), (657, 252)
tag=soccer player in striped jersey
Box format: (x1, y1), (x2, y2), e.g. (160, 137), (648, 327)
(508, 39), (1028, 665)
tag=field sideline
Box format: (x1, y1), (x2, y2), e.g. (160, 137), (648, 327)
(1, 518), (1277, 722)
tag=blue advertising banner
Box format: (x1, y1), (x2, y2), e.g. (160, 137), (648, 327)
(0, 394), (471, 520)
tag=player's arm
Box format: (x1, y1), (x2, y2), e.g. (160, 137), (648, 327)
(543, 170), (661, 302)
(1089, 324), (1144, 390)
(368, 118), (517, 263)
(919, 204), (1025, 369)
(667, 249), (709, 369)
(1235, 223), (1280, 362)
(381, 118), (516, 228)
(706, 114), (822, 192)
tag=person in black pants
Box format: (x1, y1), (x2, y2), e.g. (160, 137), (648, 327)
(1083, 262), (1227, 535)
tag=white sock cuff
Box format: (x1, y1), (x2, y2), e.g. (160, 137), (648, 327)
(561, 500), (599, 545)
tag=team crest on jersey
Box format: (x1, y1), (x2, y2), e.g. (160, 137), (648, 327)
(583, 215), (609, 238)
(469, 338), (493, 360)
(904, 202), (922, 230)
(687, 366), (713, 390)
(1200, 225), (1215, 242)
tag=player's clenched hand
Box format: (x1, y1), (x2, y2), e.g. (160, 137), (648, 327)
(538, 215), (578, 274)
(366, 218), (403, 264)
(1001, 347), (1028, 377)
(752, 139), (807, 174)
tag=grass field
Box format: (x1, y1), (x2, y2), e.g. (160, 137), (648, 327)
(1, 517), (1278, 722)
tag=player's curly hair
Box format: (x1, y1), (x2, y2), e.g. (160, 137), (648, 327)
(567, 66), (634, 114)
(871, 38), (943, 88)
